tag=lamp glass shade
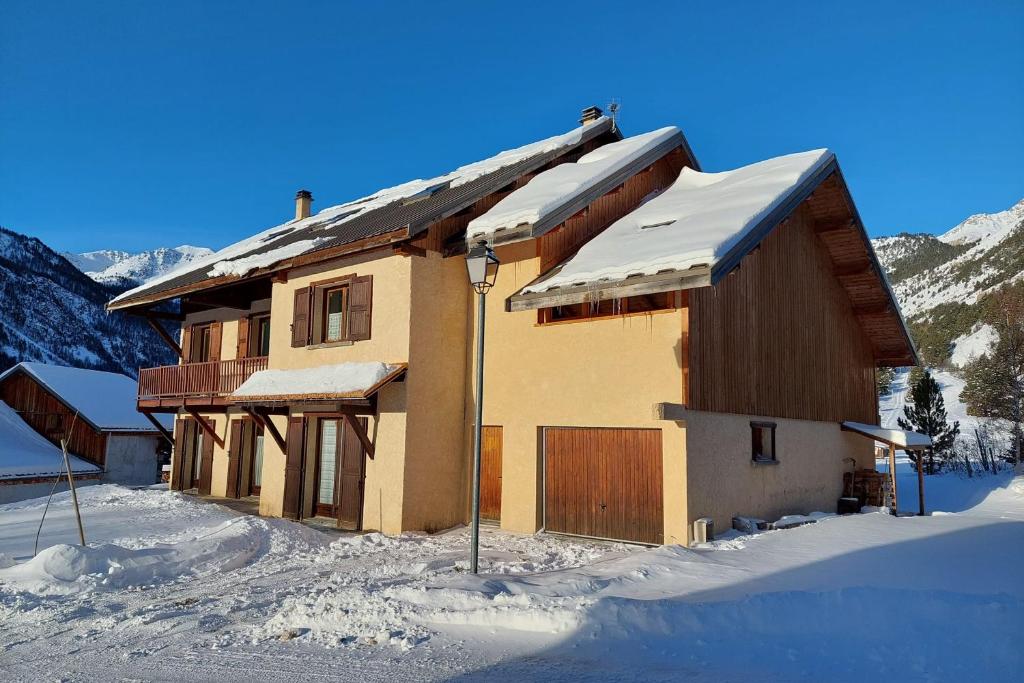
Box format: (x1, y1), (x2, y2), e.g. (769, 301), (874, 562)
(466, 242), (499, 289)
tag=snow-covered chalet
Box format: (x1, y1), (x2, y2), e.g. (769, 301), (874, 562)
(106, 107), (917, 544)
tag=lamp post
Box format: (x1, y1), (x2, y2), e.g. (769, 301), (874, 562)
(465, 240), (500, 574)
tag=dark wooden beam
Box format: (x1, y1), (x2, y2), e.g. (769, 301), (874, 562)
(814, 218), (855, 235)
(343, 412), (375, 459)
(246, 407), (286, 453)
(135, 309), (185, 322)
(833, 261), (874, 278)
(141, 411), (174, 445)
(852, 302), (892, 316)
(146, 318), (183, 359)
(393, 243), (427, 258)
(184, 407), (225, 448)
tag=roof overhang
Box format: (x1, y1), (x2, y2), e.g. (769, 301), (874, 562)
(841, 421), (932, 450)
(484, 132), (695, 249)
(227, 363), (407, 405)
(508, 265), (711, 312)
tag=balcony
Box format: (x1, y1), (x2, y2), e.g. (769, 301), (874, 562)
(138, 357), (269, 408)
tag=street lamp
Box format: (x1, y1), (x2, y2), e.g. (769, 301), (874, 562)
(465, 240), (499, 574)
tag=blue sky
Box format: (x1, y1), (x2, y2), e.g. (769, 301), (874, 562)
(1, 1), (1021, 253)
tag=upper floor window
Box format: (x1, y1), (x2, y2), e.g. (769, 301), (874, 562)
(538, 290), (685, 325)
(291, 274), (373, 348)
(251, 314), (271, 356)
(323, 285), (350, 343)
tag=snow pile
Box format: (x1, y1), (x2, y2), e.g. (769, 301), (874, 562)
(950, 323), (998, 367)
(523, 148), (833, 293)
(0, 362), (171, 431)
(0, 514), (325, 596)
(110, 119), (602, 301)
(232, 361), (400, 399)
(0, 400), (100, 480)
(466, 127), (679, 241)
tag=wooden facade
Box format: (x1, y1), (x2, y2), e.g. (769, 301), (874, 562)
(538, 151), (688, 272)
(688, 203), (878, 423)
(0, 370), (108, 465)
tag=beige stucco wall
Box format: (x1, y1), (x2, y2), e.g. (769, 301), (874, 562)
(468, 241), (689, 544)
(400, 252), (471, 532)
(684, 410), (875, 537)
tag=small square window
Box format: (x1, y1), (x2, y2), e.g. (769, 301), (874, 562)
(751, 422), (777, 463)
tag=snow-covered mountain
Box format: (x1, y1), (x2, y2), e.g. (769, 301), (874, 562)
(0, 226), (177, 376)
(65, 245), (212, 288)
(872, 198), (1024, 367)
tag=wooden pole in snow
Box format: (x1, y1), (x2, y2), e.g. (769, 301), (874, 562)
(61, 412), (86, 545)
(917, 449), (926, 517)
(888, 444), (898, 514)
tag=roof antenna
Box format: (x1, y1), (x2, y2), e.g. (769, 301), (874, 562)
(607, 98), (620, 133)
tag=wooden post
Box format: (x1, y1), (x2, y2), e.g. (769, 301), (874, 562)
(917, 449), (926, 516)
(888, 443), (898, 514)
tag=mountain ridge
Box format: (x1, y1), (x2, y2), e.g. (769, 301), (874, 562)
(64, 245), (213, 288)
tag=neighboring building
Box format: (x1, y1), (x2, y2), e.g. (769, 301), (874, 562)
(0, 363), (171, 488)
(106, 108), (915, 544)
(0, 400), (102, 504)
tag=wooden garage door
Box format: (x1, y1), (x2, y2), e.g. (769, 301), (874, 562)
(544, 427), (663, 544)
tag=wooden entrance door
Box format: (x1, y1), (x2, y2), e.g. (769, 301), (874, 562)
(197, 425), (214, 496)
(315, 417), (366, 529)
(480, 426), (502, 522)
(543, 427), (663, 544)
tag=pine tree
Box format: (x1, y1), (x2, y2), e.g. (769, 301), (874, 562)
(961, 285), (1024, 466)
(898, 369), (960, 474)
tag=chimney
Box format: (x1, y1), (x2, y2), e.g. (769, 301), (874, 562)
(295, 189), (313, 220)
(579, 105), (604, 125)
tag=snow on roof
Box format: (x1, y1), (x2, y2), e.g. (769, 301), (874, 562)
(841, 421), (933, 450)
(466, 127), (680, 241)
(109, 118), (606, 306)
(522, 149), (834, 294)
(0, 401), (101, 480)
(231, 362), (404, 400)
(0, 363), (171, 432)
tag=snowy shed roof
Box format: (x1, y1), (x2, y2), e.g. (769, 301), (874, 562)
(0, 363), (172, 433)
(0, 401), (101, 480)
(841, 421), (933, 450)
(518, 149), (835, 297)
(230, 362), (406, 402)
(108, 117), (616, 311)
(466, 127), (689, 245)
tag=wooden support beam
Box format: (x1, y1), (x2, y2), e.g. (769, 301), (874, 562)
(814, 218), (855, 234)
(141, 411), (174, 445)
(245, 407), (286, 453)
(393, 243), (427, 258)
(888, 443), (898, 514)
(653, 402), (687, 421)
(146, 318), (183, 359)
(184, 407), (224, 448)
(852, 302), (892, 317)
(343, 412), (375, 459)
(833, 261), (873, 278)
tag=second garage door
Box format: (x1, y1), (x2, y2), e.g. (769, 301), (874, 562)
(543, 427), (663, 544)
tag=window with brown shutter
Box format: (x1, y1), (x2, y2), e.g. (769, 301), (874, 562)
(295, 274), (374, 347)
(251, 314), (271, 356)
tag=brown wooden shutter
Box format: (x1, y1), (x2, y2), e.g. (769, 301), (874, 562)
(282, 417), (305, 519)
(226, 419), (244, 498)
(208, 321), (222, 362)
(198, 426), (215, 495)
(236, 316), (249, 359)
(181, 326), (193, 363)
(346, 275), (373, 341)
(170, 418), (186, 490)
(337, 417), (367, 530)
(291, 288), (311, 347)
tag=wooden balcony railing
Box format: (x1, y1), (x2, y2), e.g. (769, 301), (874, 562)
(138, 356), (269, 400)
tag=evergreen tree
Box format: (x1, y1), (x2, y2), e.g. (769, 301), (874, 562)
(961, 285), (1024, 466)
(898, 369), (960, 474)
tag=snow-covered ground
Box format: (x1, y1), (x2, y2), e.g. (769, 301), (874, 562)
(2, 480), (1022, 682)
